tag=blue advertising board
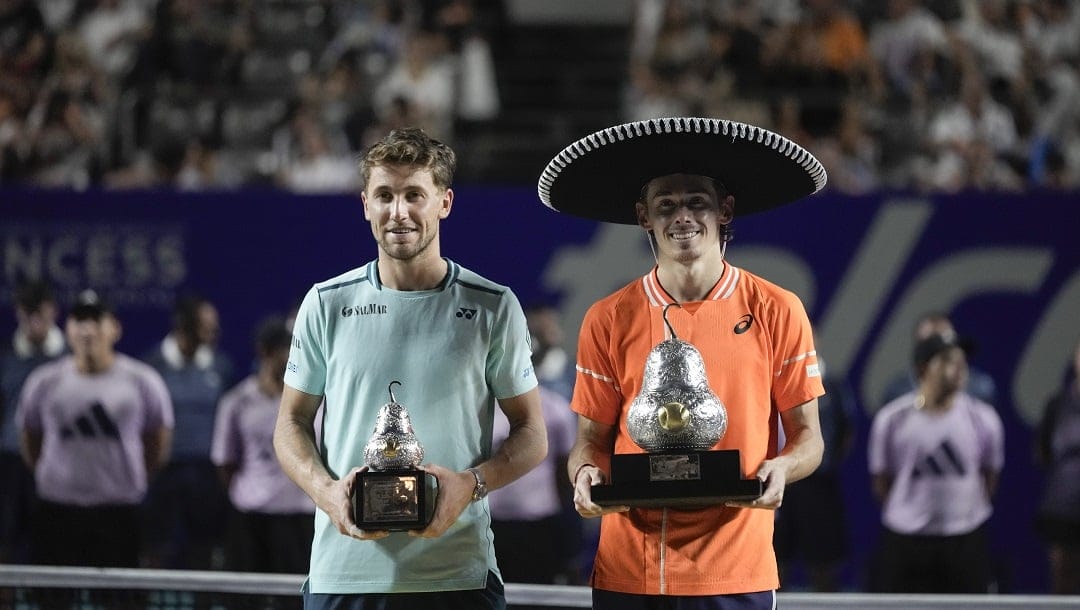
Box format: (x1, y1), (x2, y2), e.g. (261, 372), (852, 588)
(1, 186), (1078, 592)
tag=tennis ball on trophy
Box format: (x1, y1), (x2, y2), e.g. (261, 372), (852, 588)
(657, 402), (690, 432)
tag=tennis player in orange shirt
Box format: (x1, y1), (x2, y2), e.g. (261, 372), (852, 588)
(537, 117), (829, 609)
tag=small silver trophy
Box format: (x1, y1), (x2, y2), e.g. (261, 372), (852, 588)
(591, 305), (761, 508)
(352, 381), (439, 530)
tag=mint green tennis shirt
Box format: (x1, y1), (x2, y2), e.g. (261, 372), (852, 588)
(285, 259), (538, 594)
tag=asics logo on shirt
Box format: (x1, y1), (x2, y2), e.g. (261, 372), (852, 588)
(456, 308), (477, 320)
(912, 440), (967, 478)
(341, 304), (388, 317)
(734, 314), (754, 334)
(60, 403), (120, 440)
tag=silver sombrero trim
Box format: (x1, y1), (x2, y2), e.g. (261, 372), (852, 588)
(537, 117), (828, 210)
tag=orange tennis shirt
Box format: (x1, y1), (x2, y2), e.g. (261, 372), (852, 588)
(572, 263), (825, 595)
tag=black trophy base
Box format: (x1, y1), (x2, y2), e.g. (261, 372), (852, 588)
(591, 449), (762, 509)
(352, 469), (438, 531)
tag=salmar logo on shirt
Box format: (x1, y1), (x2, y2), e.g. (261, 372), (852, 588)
(341, 304), (388, 317)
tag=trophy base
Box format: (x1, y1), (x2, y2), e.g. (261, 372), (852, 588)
(591, 449), (762, 509)
(352, 469), (439, 531)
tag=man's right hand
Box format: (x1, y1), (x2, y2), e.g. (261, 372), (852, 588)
(330, 466), (390, 540)
(572, 464), (629, 518)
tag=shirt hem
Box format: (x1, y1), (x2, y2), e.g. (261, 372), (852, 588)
(592, 577), (779, 596)
(306, 574), (492, 594)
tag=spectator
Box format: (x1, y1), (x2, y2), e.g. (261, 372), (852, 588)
(814, 98), (881, 194)
(211, 316), (314, 574)
(868, 0), (949, 102)
(16, 289), (173, 568)
(1034, 336), (1080, 595)
(277, 116), (360, 193)
(142, 294), (235, 569)
(372, 29), (456, 141)
(0, 280), (65, 564)
(924, 66), (1023, 191)
(868, 333), (1004, 593)
(23, 87), (107, 189)
(76, 0), (151, 84)
(524, 303), (575, 401)
(880, 311), (997, 409)
(0, 0), (51, 87)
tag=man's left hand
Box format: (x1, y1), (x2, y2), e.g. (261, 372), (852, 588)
(410, 463), (474, 538)
(724, 458), (787, 510)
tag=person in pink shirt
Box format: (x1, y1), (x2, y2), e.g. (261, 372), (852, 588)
(16, 289), (173, 568)
(212, 316), (315, 573)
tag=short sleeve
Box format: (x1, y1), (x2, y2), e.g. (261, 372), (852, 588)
(14, 365), (50, 433)
(485, 288), (538, 400)
(867, 407), (893, 476)
(569, 301), (622, 426)
(211, 388), (241, 466)
(140, 365), (174, 430)
(768, 289), (825, 412)
(284, 286), (328, 396)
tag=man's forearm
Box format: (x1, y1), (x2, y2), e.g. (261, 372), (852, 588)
(567, 418), (616, 484)
(772, 426), (824, 485)
(274, 415), (336, 507)
(485, 416), (547, 491)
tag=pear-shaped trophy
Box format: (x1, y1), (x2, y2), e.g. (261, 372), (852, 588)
(352, 381), (439, 530)
(591, 305), (762, 508)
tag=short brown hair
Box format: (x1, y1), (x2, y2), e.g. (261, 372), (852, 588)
(359, 127), (456, 191)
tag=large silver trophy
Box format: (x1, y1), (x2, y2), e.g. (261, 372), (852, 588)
(591, 305), (762, 508)
(352, 381), (439, 530)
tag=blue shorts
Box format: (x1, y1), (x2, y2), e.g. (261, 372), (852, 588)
(593, 589), (776, 610)
(303, 571), (505, 610)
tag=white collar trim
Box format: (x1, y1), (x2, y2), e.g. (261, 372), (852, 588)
(161, 334), (214, 369)
(13, 326), (65, 358)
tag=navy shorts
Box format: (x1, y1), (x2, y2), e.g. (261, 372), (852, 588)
(303, 571), (505, 610)
(593, 589), (776, 610)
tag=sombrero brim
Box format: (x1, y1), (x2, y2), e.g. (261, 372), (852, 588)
(537, 117), (827, 225)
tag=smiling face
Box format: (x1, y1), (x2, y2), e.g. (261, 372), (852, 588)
(635, 173), (734, 265)
(362, 163), (453, 264)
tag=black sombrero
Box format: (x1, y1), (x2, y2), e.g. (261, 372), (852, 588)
(537, 117), (827, 225)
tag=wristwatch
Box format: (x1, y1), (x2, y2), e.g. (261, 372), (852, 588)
(466, 467), (487, 502)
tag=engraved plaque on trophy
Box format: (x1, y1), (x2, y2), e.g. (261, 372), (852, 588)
(352, 381), (439, 530)
(591, 306), (762, 508)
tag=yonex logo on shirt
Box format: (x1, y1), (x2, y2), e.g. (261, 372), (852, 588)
(456, 308), (477, 320)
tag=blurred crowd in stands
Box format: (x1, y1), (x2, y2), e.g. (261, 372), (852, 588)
(0, 0), (503, 191)
(625, 0), (1080, 193)
(1, 0), (1079, 193)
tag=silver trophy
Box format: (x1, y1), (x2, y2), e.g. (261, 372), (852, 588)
(591, 305), (762, 508)
(353, 381), (439, 530)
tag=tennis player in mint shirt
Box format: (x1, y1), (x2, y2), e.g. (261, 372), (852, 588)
(275, 127), (547, 610)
